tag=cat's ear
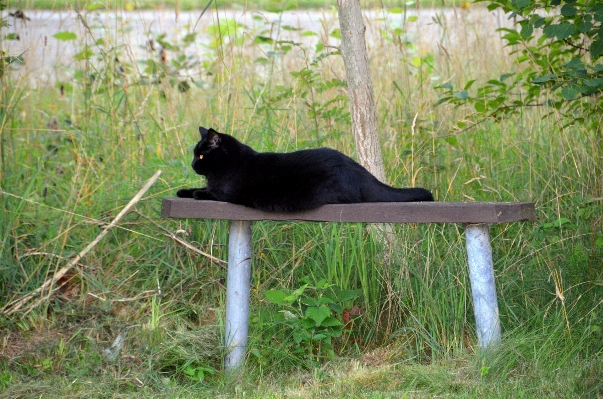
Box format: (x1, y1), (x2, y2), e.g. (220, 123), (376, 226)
(199, 126), (209, 140)
(206, 128), (221, 149)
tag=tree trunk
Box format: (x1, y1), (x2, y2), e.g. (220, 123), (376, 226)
(336, 0), (387, 183)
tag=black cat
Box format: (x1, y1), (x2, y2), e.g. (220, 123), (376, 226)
(177, 127), (434, 212)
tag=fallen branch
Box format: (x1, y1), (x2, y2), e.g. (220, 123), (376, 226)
(1, 170), (163, 316)
(133, 210), (227, 268)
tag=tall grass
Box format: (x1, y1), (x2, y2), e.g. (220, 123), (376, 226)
(1, 3), (602, 397)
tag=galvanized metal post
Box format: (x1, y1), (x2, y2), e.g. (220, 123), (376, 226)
(224, 220), (253, 373)
(464, 223), (502, 348)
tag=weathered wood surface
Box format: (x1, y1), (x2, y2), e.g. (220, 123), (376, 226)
(161, 198), (536, 224)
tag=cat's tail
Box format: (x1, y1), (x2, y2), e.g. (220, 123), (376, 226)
(364, 184), (434, 202)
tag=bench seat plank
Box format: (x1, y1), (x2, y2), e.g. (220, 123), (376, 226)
(161, 198), (536, 224)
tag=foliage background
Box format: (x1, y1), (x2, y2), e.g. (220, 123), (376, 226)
(0, 0), (602, 397)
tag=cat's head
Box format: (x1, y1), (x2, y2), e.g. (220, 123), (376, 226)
(191, 127), (223, 174)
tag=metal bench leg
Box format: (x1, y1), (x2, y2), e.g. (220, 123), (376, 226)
(224, 220), (253, 373)
(464, 223), (501, 348)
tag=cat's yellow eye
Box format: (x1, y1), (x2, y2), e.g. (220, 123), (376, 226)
(198, 154), (204, 160)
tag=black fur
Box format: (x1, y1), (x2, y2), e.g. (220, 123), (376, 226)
(177, 127), (434, 212)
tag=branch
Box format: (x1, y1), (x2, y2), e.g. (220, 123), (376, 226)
(1, 170), (163, 316)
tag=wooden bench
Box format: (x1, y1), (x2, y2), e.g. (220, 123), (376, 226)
(161, 199), (536, 371)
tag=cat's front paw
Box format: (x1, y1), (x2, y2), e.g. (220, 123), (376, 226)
(177, 188), (196, 198)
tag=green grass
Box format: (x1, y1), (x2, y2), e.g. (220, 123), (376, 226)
(1, 3), (603, 398)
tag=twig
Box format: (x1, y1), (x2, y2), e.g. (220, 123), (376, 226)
(133, 210), (227, 268)
(1, 170), (163, 316)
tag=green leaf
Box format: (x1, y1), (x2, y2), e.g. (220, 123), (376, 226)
(552, 217), (571, 227)
(595, 235), (603, 247)
(321, 316), (343, 327)
(500, 73), (514, 82)
(578, 21), (592, 33)
(265, 289), (287, 304)
(590, 39), (603, 59)
(583, 78), (603, 87)
(561, 85), (579, 99)
(408, 16), (418, 22)
(444, 136), (459, 146)
(513, 0), (531, 8)
(53, 31), (77, 41)
(293, 330), (311, 344)
(556, 22), (576, 40)
(532, 74), (557, 84)
(520, 22), (533, 39)
(312, 333), (328, 341)
(305, 306), (331, 326)
(434, 96), (453, 107)
(453, 90), (469, 100)
(474, 101), (487, 113)
(333, 289), (362, 302)
(388, 7), (403, 13)
(560, 4), (577, 16)
(254, 36), (274, 44)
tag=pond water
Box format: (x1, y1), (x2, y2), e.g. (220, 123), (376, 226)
(3, 7), (513, 85)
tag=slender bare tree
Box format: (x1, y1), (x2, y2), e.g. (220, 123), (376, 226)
(336, 0), (386, 183)
(337, 0), (397, 253)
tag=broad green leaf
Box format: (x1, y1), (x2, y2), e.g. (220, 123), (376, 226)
(474, 101), (487, 113)
(561, 85), (579, 99)
(590, 39), (603, 59)
(560, 4), (577, 16)
(578, 21), (592, 33)
(312, 333), (328, 341)
(264, 289), (287, 304)
(532, 16), (545, 29)
(521, 22), (533, 39)
(53, 31), (77, 41)
(555, 22), (576, 40)
(306, 306), (330, 326)
(407, 16), (418, 22)
(388, 7), (403, 13)
(320, 316), (343, 327)
(563, 57), (584, 69)
(333, 289), (362, 302)
(583, 78), (603, 87)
